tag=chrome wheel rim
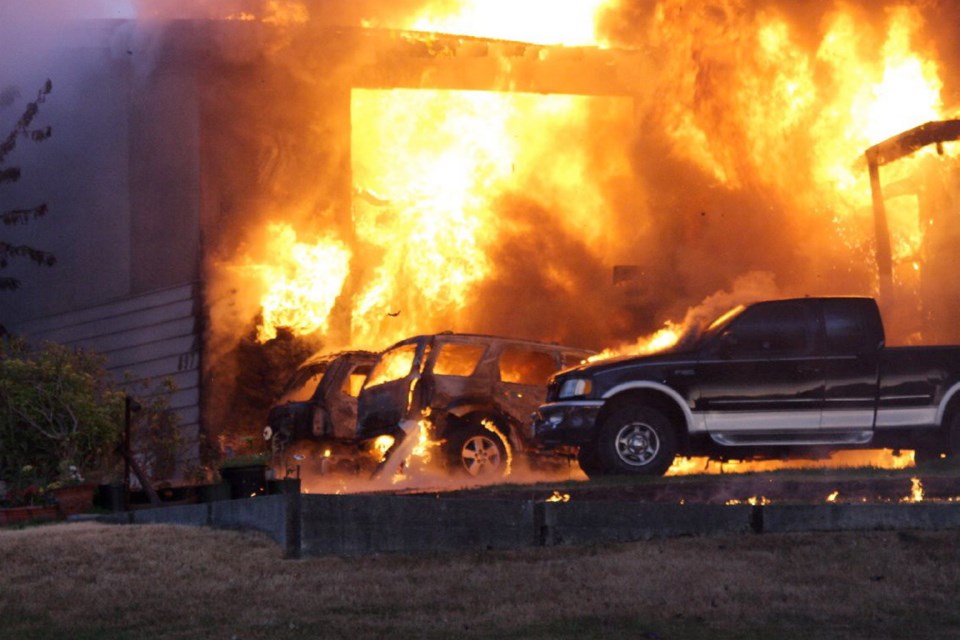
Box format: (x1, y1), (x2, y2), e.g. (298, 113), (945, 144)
(461, 435), (503, 476)
(615, 422), (660, 467)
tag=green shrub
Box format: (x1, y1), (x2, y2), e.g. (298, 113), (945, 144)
(0, 337), (124, 485)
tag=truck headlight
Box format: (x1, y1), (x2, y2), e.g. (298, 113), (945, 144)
(558, 378), (592, 399)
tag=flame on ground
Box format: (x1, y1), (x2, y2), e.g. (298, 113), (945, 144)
(667, 449), (916, 476)
(903, 476), (924, 503)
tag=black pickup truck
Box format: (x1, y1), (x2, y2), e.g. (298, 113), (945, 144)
(533, 297), (960, 476)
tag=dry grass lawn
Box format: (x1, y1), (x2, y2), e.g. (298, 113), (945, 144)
(1, 521), (959, 639)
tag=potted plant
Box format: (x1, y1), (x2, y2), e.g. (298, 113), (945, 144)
(46, 461), (97, 516)
(0, 338), (124, 516)
(267, 454), (302, 495)
(219, 453), (271, 499)
(0, 465), (58, 525)
(218, 436), (271, 499)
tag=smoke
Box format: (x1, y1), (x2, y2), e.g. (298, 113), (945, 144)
(7, 0), (960, 453)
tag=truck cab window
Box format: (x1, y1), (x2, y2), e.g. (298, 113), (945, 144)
(721, 301), (813, 356)
(823, 299), (880, 354)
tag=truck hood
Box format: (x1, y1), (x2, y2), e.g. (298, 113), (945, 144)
(562, 349), (696, 378)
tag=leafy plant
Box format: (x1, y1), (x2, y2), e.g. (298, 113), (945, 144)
(218, 434), (270, 469)
(0, 464), (51, 507)
(125, 376), (184, 483)
(0, 337), (124, 486)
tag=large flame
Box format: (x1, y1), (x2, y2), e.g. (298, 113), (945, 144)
(407, 0), (613, 46)
(239, 223), (352, 342)
(216, 0), (960, 476)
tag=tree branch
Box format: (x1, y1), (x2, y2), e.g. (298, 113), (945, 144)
(0, 79), (52, 166)
(2, 204), (48, 225)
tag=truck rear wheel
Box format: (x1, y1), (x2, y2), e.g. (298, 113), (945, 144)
(596, 405), (677, 476)
(915, 411), (960, 466)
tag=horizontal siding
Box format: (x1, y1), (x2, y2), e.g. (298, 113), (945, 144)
(14, 285), (196, 334)
(105, 336), (198, 371)
(27, 299), (195, 346)
(12, 283), (203, 469)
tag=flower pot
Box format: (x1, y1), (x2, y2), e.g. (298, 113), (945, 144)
(267, 478), (301, 495)
(0, 505), (59, 526)
(51, 483), (97, 516)
(197, 482), (232, 503)
(96, 483), (127, 512)
(219, 465), (268, 499)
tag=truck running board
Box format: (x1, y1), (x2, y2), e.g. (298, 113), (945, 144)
(710, 431), (874, 447)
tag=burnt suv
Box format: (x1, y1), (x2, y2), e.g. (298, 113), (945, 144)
(264, 350), (377, 465)
(355, 333), (594, 477)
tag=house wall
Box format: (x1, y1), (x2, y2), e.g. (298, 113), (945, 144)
(1, 21), (203, 472)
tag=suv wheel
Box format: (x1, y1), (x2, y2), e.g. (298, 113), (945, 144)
(446, 424), (508, 478)
(596, 405), (677, 476)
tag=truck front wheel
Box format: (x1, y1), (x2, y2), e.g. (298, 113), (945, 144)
(577, 443), (606, 478)
(595, 406), (677, 476)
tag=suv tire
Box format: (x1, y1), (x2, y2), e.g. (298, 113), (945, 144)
(446, 424), (509, 478)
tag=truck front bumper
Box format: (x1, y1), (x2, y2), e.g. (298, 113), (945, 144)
(532, 400), (604, 447)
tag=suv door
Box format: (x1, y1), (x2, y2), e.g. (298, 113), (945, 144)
(495, 345), (565, 443)
(422, 338), (490, 411)
(356, 340), (426, 438)
(322, 357), (376, 440)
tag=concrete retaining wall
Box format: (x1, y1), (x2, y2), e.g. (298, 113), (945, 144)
(301, 495), (537, 556)
(761, 503), (960, 533)
(102, 494), (297, 557)
(97, 495), (960, 557)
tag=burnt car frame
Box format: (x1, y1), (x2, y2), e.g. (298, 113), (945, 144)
(264, 350), (378, 468)
(356, 332), (594, 477)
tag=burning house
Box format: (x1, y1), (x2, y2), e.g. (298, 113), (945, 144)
(2, 0), (960, 476)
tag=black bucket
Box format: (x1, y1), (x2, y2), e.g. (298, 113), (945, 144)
(197, 482), (232, 503)
(267, 478), (301, 495)
(96, 483), (127, 512)
(219, 465), (268, 499)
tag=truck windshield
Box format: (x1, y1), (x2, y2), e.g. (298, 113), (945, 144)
(695, 304), (746, 347)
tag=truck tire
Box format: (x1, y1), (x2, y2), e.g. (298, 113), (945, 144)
(948, 411), (960, 455)
(595, 405), (677, 476)
(577, 443), (606, 478)
(445, 424), (509, 478)
(917, 411), (960, 465)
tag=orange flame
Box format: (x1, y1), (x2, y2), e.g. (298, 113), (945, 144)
(407, 0), (613, 45)
(239, 223), (351, 342)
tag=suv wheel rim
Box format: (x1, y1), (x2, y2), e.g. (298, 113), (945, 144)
(461, 435), (502, 476)
(615, 422), (660, 467)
